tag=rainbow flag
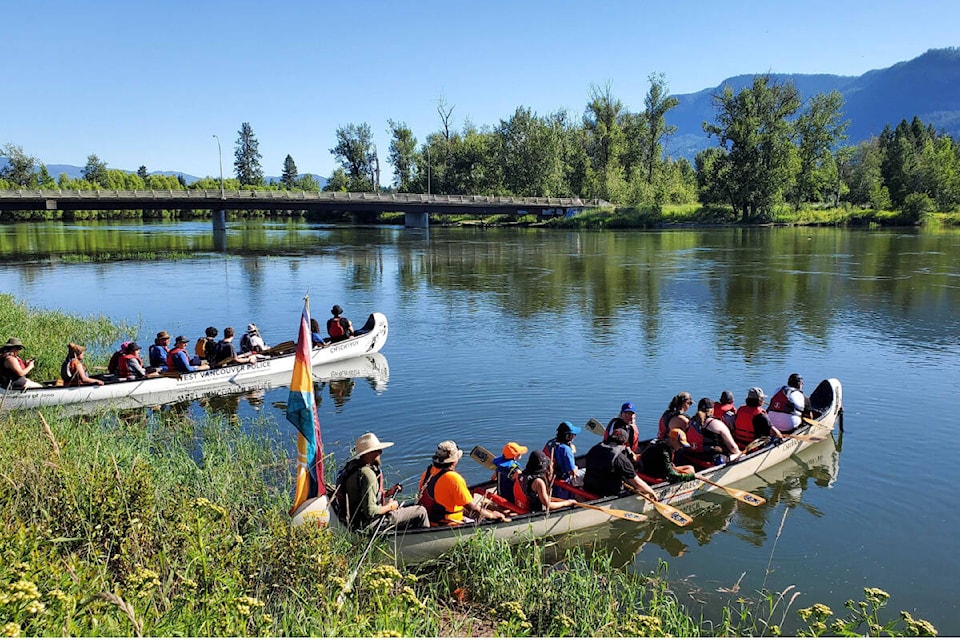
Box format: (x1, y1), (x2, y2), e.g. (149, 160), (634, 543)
(287, 298), (325, 515)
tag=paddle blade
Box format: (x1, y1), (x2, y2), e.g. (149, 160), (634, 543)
(736, 491), (766, 506)
(585, 417), (606, 437)
(470, 445), (497, 470)
(651, 500), (694, 527)
(783, 433), (825, 443)
(574, 502), (648, 523)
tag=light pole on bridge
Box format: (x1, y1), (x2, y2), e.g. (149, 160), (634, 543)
(212, 134), (224, 199)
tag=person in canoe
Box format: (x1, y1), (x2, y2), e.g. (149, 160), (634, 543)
(520, 450), (576, 512)
(335, 432), (429, 532)
(713, 390), (736, 428)
(149, 331), (171, 371)
(658, 392), (693, 439)
(117, 342), (159, 380)
(61, 343), (104, 387)
(768, 373), (813, 434)
(195, 326), (218, 363)
(418, 440), (509, 526)
(732, 387), (783, 449)
(638, 428), (697, 483)
(604, 402), (640, 458)
(213, 327), (256, 366)
(326, 305), (354, 344)
(240, 323), (269, 354)
(309, 318), (326, 347)
(0, 337), (42, 390)
(543, 420), (583, 499)
(583, 428), (657, 500)
(167, 336), (210, 373)
(492, 441), (527, 500)
(684, 397), (742, 467)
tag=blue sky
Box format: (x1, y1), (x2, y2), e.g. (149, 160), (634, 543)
(3, 1), (958, 182)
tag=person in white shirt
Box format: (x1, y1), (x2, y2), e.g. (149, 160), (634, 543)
(767, 373), (810, 433)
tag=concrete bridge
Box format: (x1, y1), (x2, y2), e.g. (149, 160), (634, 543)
(0, 189), (609, 227)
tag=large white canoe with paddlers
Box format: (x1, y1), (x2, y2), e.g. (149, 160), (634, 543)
(293, 378), (842, 564)
(0, 312), (388, 411)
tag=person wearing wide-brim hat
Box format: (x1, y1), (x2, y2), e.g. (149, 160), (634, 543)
(1, 337), (42, 390)
(326, 305), (354, 344)
(417, 440), (510, 526)
(336, 432), (429, 532)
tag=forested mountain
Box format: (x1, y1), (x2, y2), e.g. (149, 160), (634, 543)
(666, 47), (960, 160)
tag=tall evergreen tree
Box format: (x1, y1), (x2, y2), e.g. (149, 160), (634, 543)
(281, 154), (298, 189)
(1, 144), (38, 187)
(137, 165), (149, 180)
(234, 122), (264, 186)
(81, 154), (108, 186)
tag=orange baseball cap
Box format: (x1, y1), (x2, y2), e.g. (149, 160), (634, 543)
(501, 442), (528, 459)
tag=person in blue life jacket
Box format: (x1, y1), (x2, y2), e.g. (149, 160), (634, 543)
(492, 442), (528, 501)
(148, 331), (171, 371)
(543, 421), (583, 499)
(166, 336), (210, 373)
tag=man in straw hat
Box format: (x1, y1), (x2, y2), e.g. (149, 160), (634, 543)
(336, 432), (429, 532)
(1, 337), (42, 390)
(418, 440), (510, 526)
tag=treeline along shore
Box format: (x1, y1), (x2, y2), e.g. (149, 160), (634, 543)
(0, 297), (939, 636)
(3, 73), (960, 227)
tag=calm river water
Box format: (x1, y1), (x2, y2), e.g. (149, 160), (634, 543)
(1, 220), (958, 633)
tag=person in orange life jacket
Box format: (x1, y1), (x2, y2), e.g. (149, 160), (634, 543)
(213, 327), (256, 366)
(418, 440), (508, 526)
(683, 397), (742, 465)
(337, 432), (429, 532)
(195, 326), (218, 363)
(148, 331), (171, 371)
(639, 427), (697, 483)
(326, 305), (354, 344)
(61, 343), (103, 387)
(522, 450), (576, 512)
(117, 343), (158, 380)
(768, 373), (812, 433)
(543, 421), (583, 499)
(713, 390), (736, 429)
(658, 392), (693, 439)
(733, 387), (783, 448)
(492, 442), (527, 502)
(167, 336), (211, 373)
(0, 337), (42, 390)
(583, 428), (657, 500)
(605, 402), (641, 458)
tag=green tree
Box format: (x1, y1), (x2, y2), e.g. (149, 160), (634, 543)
(641, 72), (679, 185)
(1, 143), (38, 187)
(583, 83), (626, 200)
(37, 164), (54, 189)
(496, 107), (565, 197)
(281, 154), (298, 189)
(81, 154), (108, 186)
(295, 174), (321, 191)
(793, 91), (848, 208)
(324, 168), (350, 192)
(387, 120), (417, 192)
(234, 122), (264, 187)
(137, 165), (149, 181)
(702, 74), (801, 221)
(330, 122), (375, 191)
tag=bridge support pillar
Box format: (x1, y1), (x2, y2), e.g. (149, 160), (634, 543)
(212, 209), (226, 231)
(404, 212), (429, 228)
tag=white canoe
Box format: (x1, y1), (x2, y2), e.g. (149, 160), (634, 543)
(1, 312), (388, 411)
(293, 378), (842, 564)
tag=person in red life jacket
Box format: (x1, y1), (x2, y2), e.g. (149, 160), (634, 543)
(583, 428), (657, 500)
(418, 440), (508, 526)
(335, 432), (428, 532)
(522, 450), (576, 512)
(604, 402), (641, 458)
(639, 427), (697, 483)
(0, 337), (42, 390)
(713, 390), (736, 429)
(107, 341), (130, 376)
(326, 305), (354, 344)
(60, 343), (103, 387)
(544, 421), (583, 499)
(167, 336), (211, 373)
(733, 387), (783, 448)
(683, 397), (742, 466)
(492, 441), (527, 504)
(149, 331), (171, 371)
(658, 392), (693, 440)
(768, 373), (814, 433)
(116, 342), (159, 380)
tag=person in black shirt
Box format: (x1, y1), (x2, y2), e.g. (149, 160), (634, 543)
(583, 428), (657, 500)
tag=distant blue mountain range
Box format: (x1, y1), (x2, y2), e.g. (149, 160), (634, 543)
(34, 165), (326, 188)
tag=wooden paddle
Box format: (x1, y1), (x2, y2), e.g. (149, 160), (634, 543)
(696, 475), (766, 506)
(262, 340), (296, 357)
(585, 417), (606, 437)
(623, 483), (694, 527)
(469, 445), (497, 470)
(802, 415), (831, 430)
(780, 432), (825, 443)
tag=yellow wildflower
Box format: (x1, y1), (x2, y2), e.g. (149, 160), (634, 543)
(864, 587), (889, 604)
(1, 622), (21, 637)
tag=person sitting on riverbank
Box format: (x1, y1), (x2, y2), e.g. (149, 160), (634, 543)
(418, 440), (509, 526)
(639, 428), (697, 483)
(658, 392), (693, 439)
(61, 343), (104, 387)
(583, 428), (657, 500)
(240, 323), (269, 354)
(683, 397), (741, 467)
(521, 450), (576, 513)
(213, 327), (255, 367)
(167, 336), (210, 373)
(604, 402), (640, 457)
(1, 337), (42, 390)
(117, 342), (158, 380)
(543, 421), (583, 499)
(733, 387), (782, 448)
(768, 373), (812, 433)
(327, 305), (354, 344)
(195, 326), (218, 363)
(149, 331), (171, 371)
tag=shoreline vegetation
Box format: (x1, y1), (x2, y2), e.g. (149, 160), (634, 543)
(0, 300), (939, 636)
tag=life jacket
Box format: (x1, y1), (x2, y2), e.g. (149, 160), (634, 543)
(333, 460), (384, 529)
(769, 386), (801, 416)
(734, 405), (764, 446)
(166, 347), (188, 372)
(0, 354), (28, 389)
(107, 349), (123, 375)
(583, 442), (627, 497)
(495, 460), (522, 499)
(605, 417), (639, 452)
(418, 466), (455, 525)
(240, 333), (254, 353)
(213, 340), (234, 364)
(117, 353), (142, 379)
(521, 475), (545, 512)
(686, 414), (722, 453)
(713, 402), (736, 429)
(658, 409), (680, 440)
(60, 356), (80, 386)
(327, 317), (348, 340)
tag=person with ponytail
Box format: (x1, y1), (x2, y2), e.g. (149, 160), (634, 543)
(61, 343), (104, 387)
